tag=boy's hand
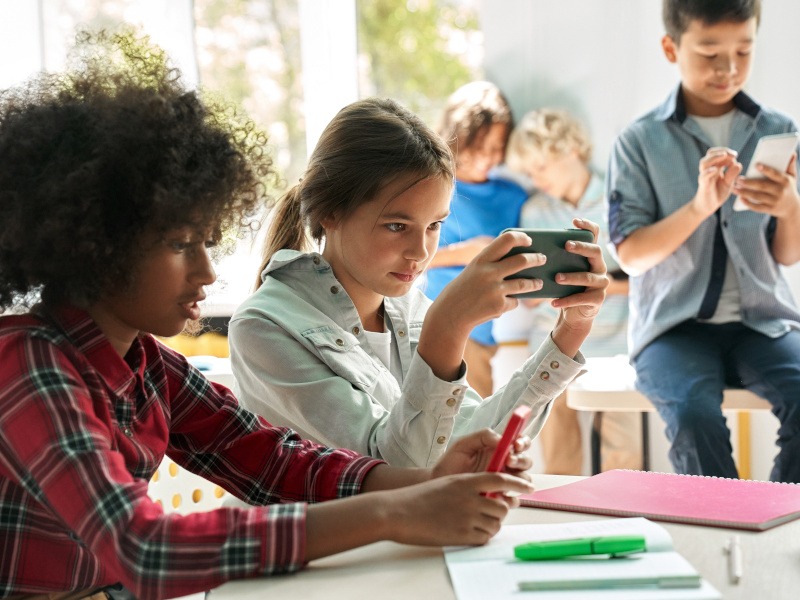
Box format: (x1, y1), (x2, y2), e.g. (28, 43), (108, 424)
(733, 152), (800, 218)
(694, 147), (743, 216)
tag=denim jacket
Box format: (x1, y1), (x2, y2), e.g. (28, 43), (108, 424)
(229, 250), (584, 467)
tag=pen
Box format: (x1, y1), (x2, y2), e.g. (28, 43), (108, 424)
(514, 535), (646, 561)
(518, 575), (702, 591)
(725, 534), (743, 584)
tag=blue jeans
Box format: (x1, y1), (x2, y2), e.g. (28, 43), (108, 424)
(634, 321), (800, 482)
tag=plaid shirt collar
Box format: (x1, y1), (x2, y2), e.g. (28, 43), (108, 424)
(33, 304), (146, 397)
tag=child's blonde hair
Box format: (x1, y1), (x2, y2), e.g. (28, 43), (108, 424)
(506, 108), (592, 173)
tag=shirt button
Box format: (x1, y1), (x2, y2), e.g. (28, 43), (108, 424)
(437, 436), (447, 444)
(330, 285), (340, 294)
(550, 360), (560, 369)
(123, 427), (133, 437)
(352, 326), (360, 335)
(446, 398), (456, 407)
(335, 339), (344, 347)
(539, 371), (550, 381)
(452, 389), (460, 395)
(313, 256), (320, 265)
(398, 330), (405, 337)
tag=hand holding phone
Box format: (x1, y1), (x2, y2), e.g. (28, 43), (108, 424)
(485, 405), (532, 498)
(734, 132), (799, 211)
(501, 228), (593, 298)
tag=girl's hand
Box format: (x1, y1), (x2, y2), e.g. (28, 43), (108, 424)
(431, 428), (533, 481)
(549, 218), (609, 357)
(429, 229), (546, 338)
(733, 153), (800, 218)
(418, 230), (545, 381)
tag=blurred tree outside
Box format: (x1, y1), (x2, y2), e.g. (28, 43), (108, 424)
(357, 0), (483, 128)
(17, 0), (484, 311)
(195, 0), (305, 188)
(195, 0), (482, 189)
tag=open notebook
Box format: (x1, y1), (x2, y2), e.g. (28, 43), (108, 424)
(520, 469), (800, 531)
(444, 517), (720, 599)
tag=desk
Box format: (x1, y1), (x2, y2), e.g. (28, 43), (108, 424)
(206, 474), (800, 600)
(566, 356), (771, 475)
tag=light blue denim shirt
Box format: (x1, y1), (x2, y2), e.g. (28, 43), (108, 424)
(228, 250), (584, 468)
(607, 86), (800, 359)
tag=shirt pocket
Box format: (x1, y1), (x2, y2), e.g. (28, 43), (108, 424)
(302, 326), (380, 391)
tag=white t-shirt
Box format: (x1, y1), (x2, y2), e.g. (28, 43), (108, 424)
(690, 110), (741, 324)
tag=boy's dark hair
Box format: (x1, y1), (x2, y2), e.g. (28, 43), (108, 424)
(663, 0), (761, 42)
(0, 29), (275, 310)
(436, 81), (513, 156)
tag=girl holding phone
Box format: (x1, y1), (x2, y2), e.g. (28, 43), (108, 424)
(228, 98), (609, 468)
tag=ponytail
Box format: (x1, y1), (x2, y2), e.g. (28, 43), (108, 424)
(254, 185), (309, 290)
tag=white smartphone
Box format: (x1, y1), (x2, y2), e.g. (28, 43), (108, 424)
(733, 131), (800, 211)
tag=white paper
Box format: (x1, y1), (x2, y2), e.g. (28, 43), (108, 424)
(444, 518), (721, 600)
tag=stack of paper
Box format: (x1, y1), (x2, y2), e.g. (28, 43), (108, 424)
(444, 517), (720, 599)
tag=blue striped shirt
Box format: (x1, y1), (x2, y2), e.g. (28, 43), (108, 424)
(606, 86), (800, 358)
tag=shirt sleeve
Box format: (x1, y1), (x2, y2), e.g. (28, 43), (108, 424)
(606, 127), (661, 248)
(0, 332), (379, 600)
(229, 314), (463, 468)
(452, 334), (585, 440)
(159, 341), (381, 504)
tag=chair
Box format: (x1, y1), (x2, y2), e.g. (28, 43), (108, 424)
(566, 356), (771, 476)
(147, 361), (236, 513)
(148, 456), (229, 515)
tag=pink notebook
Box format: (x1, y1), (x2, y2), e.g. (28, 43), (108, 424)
(521, 469), (800, 531)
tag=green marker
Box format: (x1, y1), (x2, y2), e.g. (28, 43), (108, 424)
(514, 535), (646, 561)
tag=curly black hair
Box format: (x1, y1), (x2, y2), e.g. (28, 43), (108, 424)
(0, 28), (276, 310)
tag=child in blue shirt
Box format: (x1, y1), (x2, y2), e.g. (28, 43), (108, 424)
(607, 0), (800, 482)
(424, 81), (528, 397)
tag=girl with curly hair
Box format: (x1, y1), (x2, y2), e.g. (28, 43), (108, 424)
(0, 30), (535, 600)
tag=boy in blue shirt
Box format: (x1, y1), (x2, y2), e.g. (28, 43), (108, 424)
(424, 81), (528, 397)
(607, 0), (800, 482)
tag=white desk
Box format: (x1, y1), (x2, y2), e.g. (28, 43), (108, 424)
(206, 474), (800, 600)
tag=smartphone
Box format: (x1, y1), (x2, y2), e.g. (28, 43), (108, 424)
(733, 131), (800, 211)
(501, 228), (594, 298)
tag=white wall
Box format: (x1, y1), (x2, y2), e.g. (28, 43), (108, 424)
(480, 0), (796, 479)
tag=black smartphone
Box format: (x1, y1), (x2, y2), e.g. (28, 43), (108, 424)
(501, 227), (593, 298)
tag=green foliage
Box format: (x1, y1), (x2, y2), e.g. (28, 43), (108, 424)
(357, 0), (482, 125)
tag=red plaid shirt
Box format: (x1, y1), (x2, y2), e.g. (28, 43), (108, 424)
(0, 305), (381, 599)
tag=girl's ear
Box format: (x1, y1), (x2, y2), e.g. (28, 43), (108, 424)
(661, 34), (678, 63)
(320, 214), (338, 232)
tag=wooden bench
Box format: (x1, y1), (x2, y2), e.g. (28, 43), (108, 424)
(566, 356), (771, 475)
